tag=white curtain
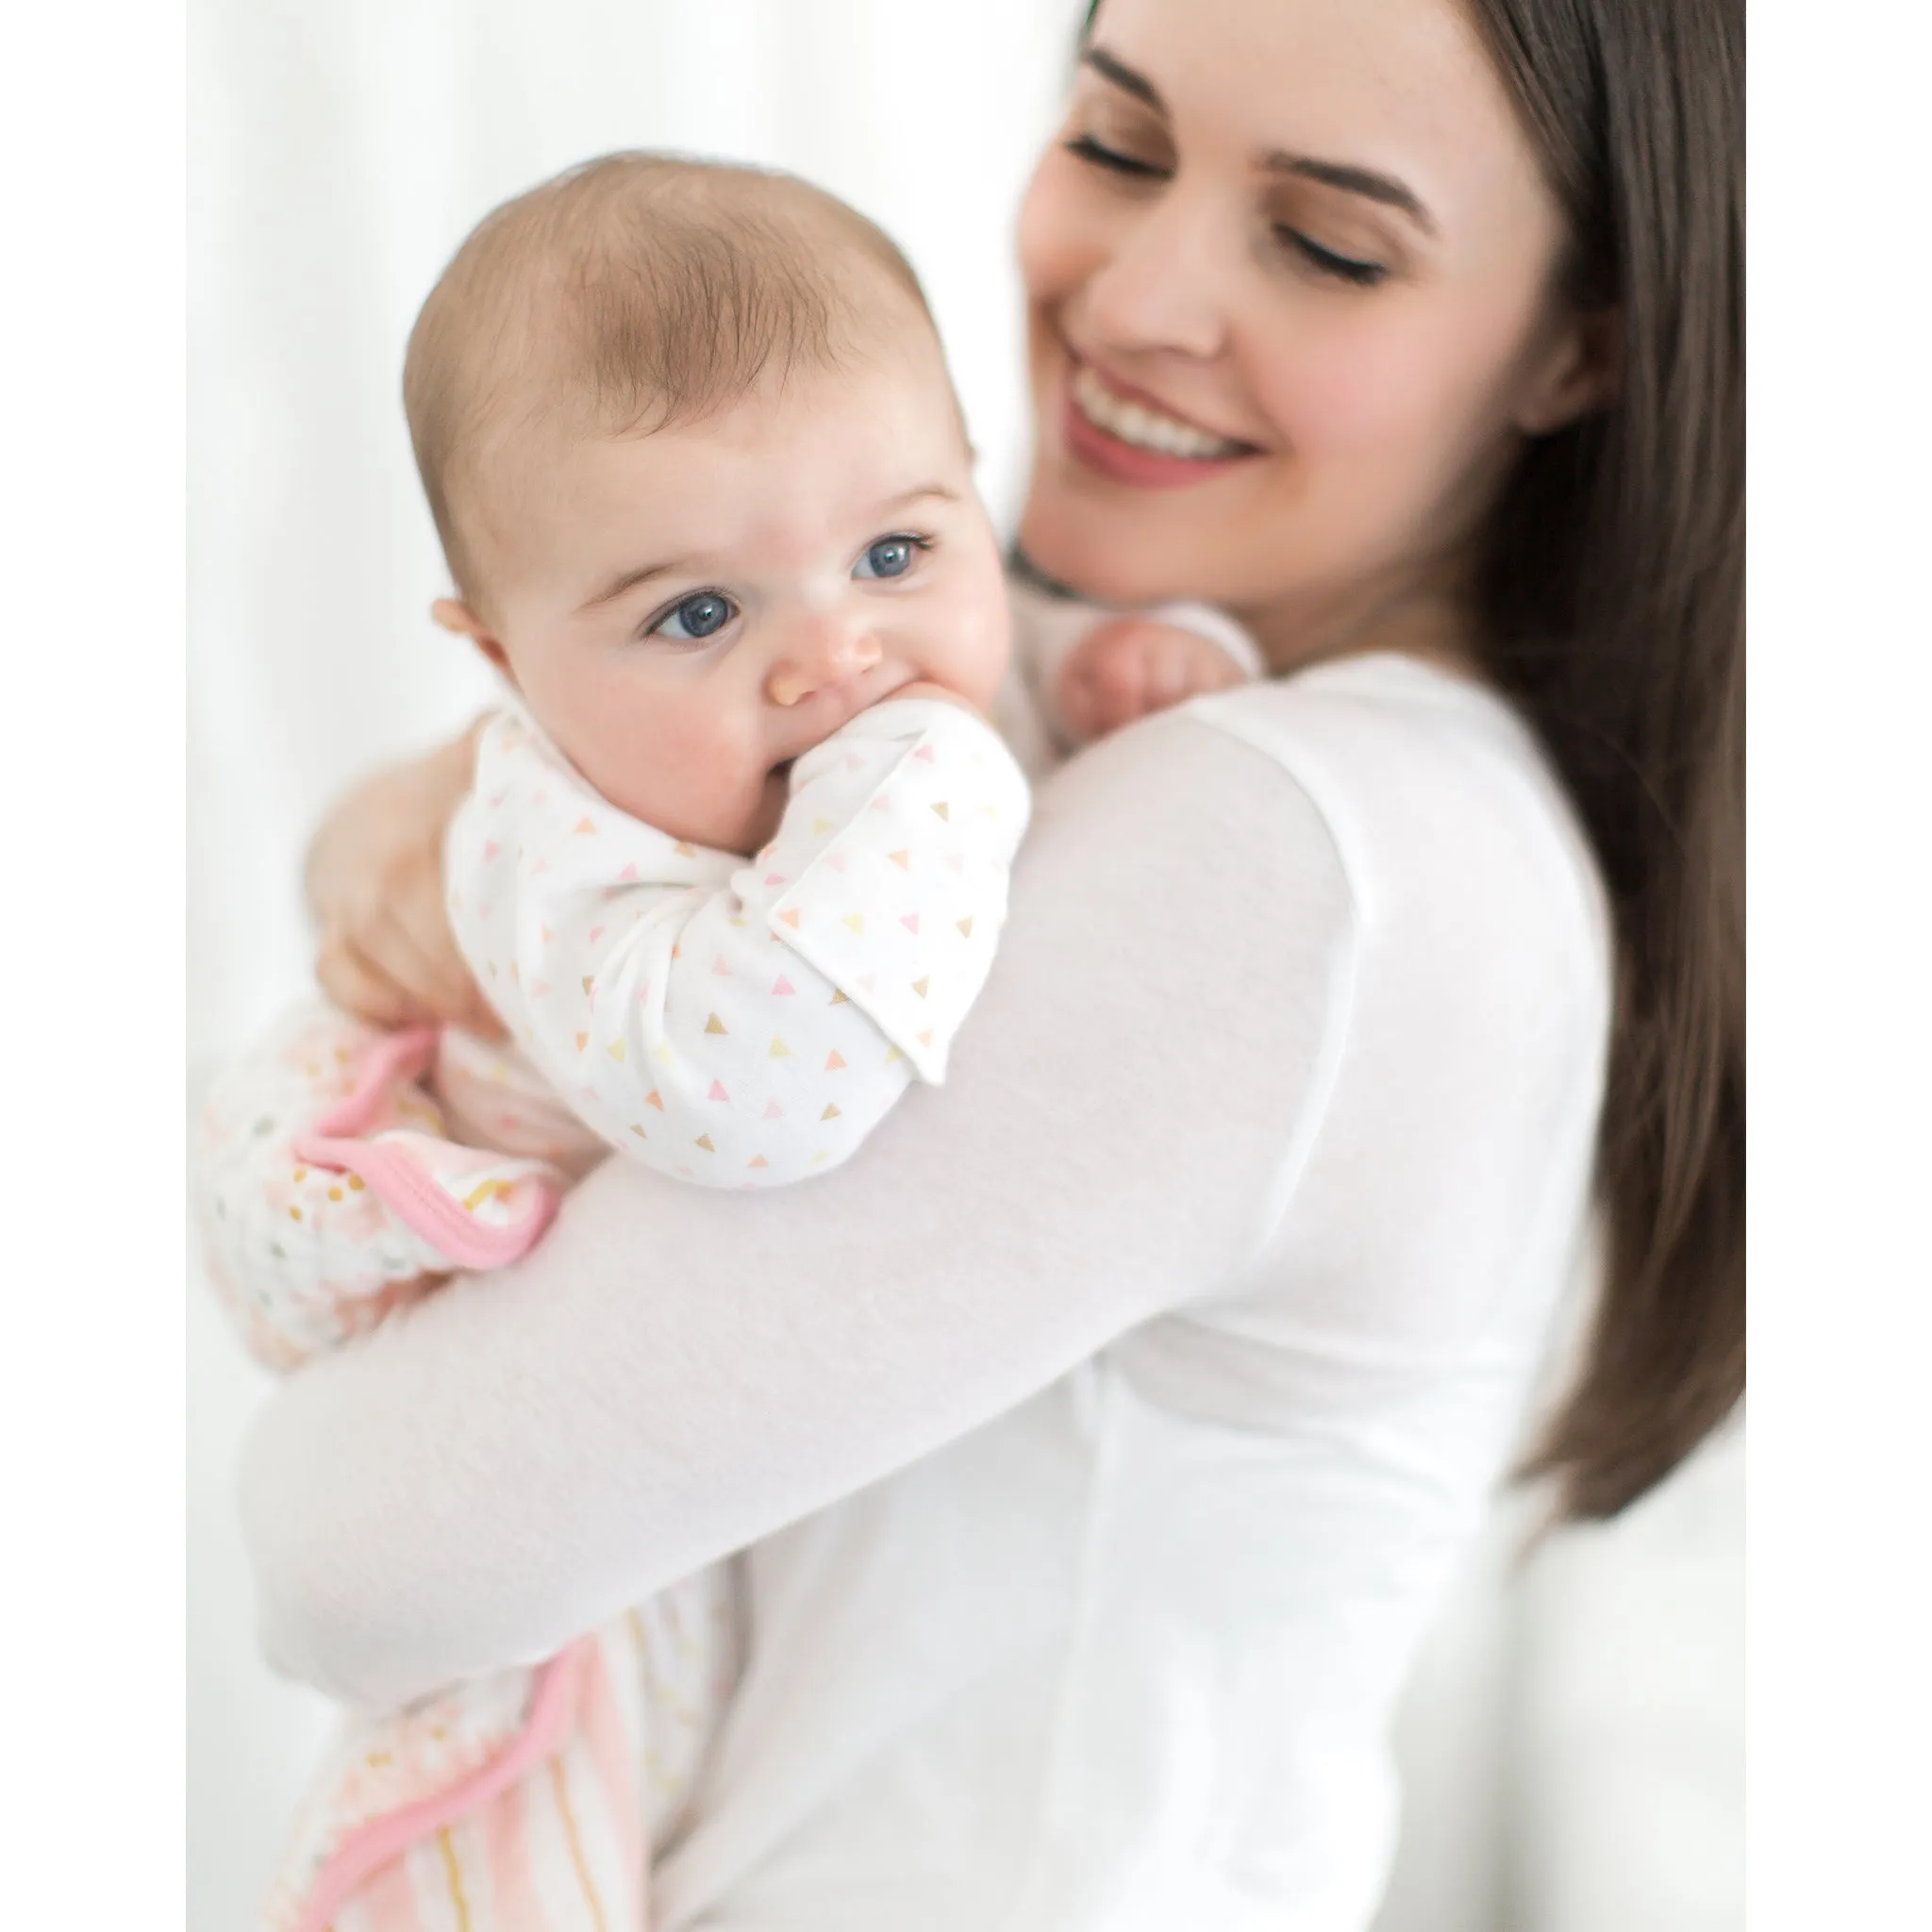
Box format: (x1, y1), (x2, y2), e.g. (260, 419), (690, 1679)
(187, 5), (1741, 1927)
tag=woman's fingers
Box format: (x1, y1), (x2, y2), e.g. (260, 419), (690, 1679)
(305, 724), (489, 1024)
(382, 878), (501, 1034)
(315, 930), (437, 1031)
(374, 905), (494, 1033)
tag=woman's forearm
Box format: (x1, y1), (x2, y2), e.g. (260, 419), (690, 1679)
(241, 716), (1355, 1706)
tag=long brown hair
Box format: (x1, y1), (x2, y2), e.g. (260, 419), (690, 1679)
(1076, 0), (1745, 1519)
(1465, 0), (1743, 1519)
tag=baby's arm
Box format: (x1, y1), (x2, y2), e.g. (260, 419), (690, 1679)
(1008, 575), (1265, 752)
(450, 696), (1029, 1187)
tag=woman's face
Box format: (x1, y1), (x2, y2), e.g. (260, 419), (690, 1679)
(1016, 0), (1604, 642)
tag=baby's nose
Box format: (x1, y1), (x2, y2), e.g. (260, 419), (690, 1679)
(767, 618), (883, 708)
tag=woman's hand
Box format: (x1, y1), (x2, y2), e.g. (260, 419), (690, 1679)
(307, 720), (503, 1036)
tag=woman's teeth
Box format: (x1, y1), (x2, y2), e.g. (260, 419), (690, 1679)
(1072, 365), (1246, 460)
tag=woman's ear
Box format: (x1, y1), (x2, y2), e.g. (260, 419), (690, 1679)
(1512, 307), (1623, 437)
(431, 597), (515, 684)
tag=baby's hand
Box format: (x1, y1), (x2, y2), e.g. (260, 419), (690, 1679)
(1056, 617), (1251, 742)
(889, 678), (983, 714)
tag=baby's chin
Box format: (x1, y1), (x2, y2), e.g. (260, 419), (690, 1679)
(592, 764), (787, 858)
(740, 764), (792, 856)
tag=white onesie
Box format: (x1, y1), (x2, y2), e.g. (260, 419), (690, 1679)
(445, 692), (1032, 1188)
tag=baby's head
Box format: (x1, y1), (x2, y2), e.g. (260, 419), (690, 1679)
(408, 153), (1011, 853)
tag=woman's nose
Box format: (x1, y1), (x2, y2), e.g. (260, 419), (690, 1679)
(766, 615), (883, 708)
(1079, 189), (1228, 362)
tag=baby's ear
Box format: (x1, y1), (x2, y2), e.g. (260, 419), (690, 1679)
(431, 597), (513, 682)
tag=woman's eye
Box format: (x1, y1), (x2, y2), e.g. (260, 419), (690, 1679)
(1063, 132), (1168, 180)
(650, 591), (737, 641)
(854, 535), (928, 581)
(1277, 227), (1388, 289)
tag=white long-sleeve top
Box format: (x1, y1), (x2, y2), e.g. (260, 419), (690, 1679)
(241, 653), (1611, 1932)
(445, 695), (1030, 1186)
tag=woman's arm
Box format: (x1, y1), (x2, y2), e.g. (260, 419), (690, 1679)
(241, 713), (1356, 1707)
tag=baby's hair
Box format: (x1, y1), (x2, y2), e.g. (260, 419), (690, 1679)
(404, 151), (936, 609)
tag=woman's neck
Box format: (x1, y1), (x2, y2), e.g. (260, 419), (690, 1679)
(1232, 557), (1489, 687)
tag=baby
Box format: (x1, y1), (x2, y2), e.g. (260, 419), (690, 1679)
(196, 153), (1259, 1930)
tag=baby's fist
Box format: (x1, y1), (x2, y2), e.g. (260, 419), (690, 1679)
(1056, 617), (1252, 743)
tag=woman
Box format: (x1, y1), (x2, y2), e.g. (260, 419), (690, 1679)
(243, 0), (1742, 1923)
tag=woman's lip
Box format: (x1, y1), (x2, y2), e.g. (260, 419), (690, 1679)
(1059, 379), (1257, 491)
(1075, 356), (1257, 451)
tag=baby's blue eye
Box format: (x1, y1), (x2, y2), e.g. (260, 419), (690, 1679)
(652, 591), (736, 641)
(855, 536), (920, 581)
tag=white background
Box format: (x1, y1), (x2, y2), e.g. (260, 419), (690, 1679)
(181, 4), (1755, 1930)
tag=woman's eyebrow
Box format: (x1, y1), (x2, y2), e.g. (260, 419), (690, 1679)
(1081, 44), (1165, 115)
(1082, 46), (1436, 240)
(1262, 153), (1438, 238)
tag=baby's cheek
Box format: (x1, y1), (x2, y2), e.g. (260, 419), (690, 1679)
(923, 572), (1012, 708)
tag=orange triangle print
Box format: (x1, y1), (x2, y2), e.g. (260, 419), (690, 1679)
(706, 1013), (727, 1035)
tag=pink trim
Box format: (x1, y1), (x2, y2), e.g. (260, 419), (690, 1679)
(292, 1130), (559, 1271)
(314, 1026), (441, 1138)
(291, 1024), (559, 1269)
(290, 1642), (591, 1932)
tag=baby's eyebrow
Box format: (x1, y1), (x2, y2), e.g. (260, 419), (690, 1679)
(873, 483), (959, 516)
(577, 485), (958, 612)
(577, 556), (694, 612)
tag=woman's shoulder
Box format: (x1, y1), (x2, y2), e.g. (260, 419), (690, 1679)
(1183, 653), (1608, 962)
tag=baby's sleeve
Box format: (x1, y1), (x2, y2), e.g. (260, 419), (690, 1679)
(448, 698), (1029, 1189)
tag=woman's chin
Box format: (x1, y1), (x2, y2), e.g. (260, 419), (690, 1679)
(1018, 491), (1198, 609)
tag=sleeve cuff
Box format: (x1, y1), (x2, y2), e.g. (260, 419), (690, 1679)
(768, 703), (1029, 1083)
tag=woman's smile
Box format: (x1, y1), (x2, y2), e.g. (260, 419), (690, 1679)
(1061, 358), (1261, 490)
